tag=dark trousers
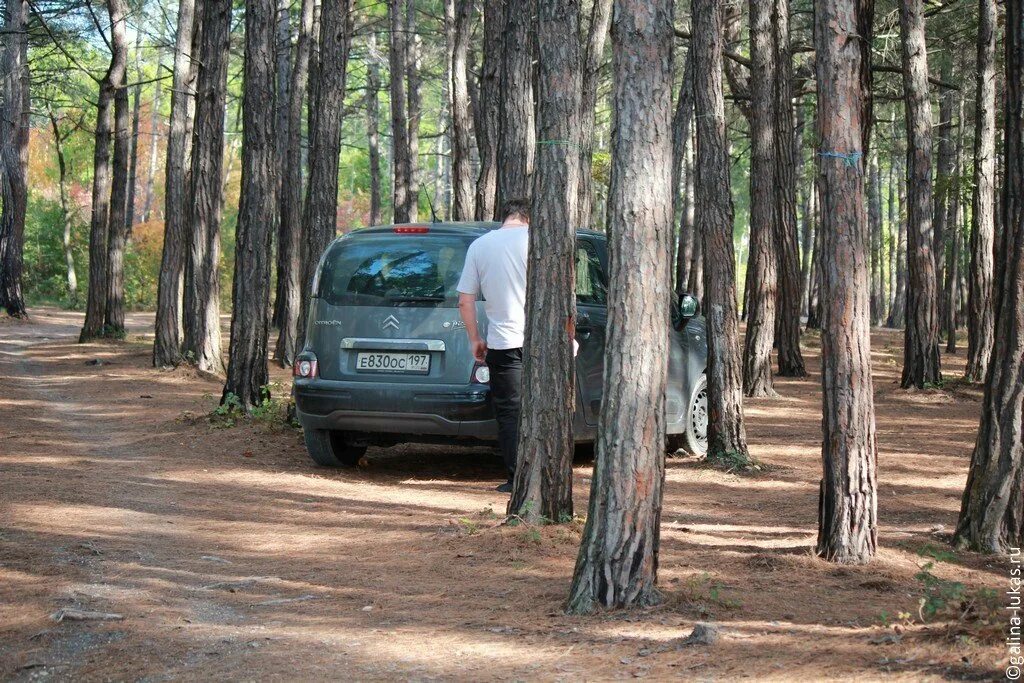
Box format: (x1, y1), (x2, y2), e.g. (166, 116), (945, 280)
(486, 347), (523, 479)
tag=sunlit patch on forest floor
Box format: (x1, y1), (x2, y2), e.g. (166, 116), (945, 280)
(0, 307), (1009, 680)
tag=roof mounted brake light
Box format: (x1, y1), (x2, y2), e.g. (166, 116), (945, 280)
(394, 226), (430, 234)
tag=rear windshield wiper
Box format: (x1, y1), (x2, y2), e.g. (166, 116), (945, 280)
(387, 294), (446, 303)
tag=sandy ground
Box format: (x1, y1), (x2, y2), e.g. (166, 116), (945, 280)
(0, 308), (1011, 681)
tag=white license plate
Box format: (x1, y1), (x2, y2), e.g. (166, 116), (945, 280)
(355, 351), (430, 374)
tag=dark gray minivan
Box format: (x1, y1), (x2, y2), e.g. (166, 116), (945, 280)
(292, 222), (708, 467)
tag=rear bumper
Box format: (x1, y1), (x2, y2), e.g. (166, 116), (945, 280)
(294, 378), (497, 439)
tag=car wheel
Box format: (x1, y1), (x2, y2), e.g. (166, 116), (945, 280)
(304, 429), (367, 467)
(682, 373), (709, 457)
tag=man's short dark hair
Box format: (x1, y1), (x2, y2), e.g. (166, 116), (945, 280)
(501, 198), (531, 223)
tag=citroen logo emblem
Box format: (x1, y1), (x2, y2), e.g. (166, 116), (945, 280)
(382, 315), (400, 331)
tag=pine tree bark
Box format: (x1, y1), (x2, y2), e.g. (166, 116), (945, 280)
(80, 4), (125, 340)
(296, 0), (353, 351)
(366, 30), (383, 225)
(104, 0), (132, 336)
(886, 148), (897, 325)
(48, 111), (77, 306)
(868, 152), (883, 324)
(898, 0), (941, 388)
(141, 80), (162, 223)
(966, 0), (997, 382)
(269, 0), (292, 329)
(933, 63), (956, 338)
(742, 0), (778, 398)
(814, 0), (878, 565)
(389, 0), (412, 222)
(273, 0), (315, 366)
(450, 0), (475, 220)
(772, 0), (806, 377)
(888, 135), (909, 328)
(566, 0), (672, 613)
(474, 0), (502, 220)
(0, 0), (28, 318)
(224, 0), (277, 409)
(509, 0), (581, 524)
(126, 32), (142, 229)
(693, 0), (750, 460)
(576, 0), (612, 227)
(495, 0), (534, 211)
(406, 0), (421, 221)
(154, 0), (198, 366)
(672, 50), (695, 294)
(945, 94), (965, 353)
(183, 0), (232, 375)
(955, 0), (1024, 553)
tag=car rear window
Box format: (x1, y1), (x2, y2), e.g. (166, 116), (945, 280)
(318, 234), (474, 308)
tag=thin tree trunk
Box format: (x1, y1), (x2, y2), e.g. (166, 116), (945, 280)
(141, 78), (162, 223)
(954, 0), (1024, 554)
(676, 139), (696, 295)
(868, 152), (883, 324)
(672, 50), (695, 294)
(566, 0), (672, 613)
(814, 0), (878, 565)
(576, 0), (612, 227)
(126, 31), (143, 229)
(934, 62), (956, 339)
(0, 0), (28, 318)
(509, 0), (581, 523)
(272, 0), (315, 366)
(898, 0), (941, 388)
(773, 0), (806, 377)
(80, 15), (121, 340)
(806, 173), (823, 329)
(965, 0), (997, 382)
(945, 94), (965, 354)
(406, 0), (421, 220)
(495, 0), (534, 211)
(693, 0), (750, 460)
(389, 0), (412, 222)
(153, 0), (198, 365)
(886, 141), (897, 325)
(295, 0), (353, 352)
(183, 0), (233, 375)
(366, 30), (383, 225)
(104, 0), (132, 336)
(888, 131), (909, 328)
(224, 0), (277, 409)
(741, 0), (778, 398)
(48, 112), (77, 306)
(474, 0), (502, 220)
(450, 0), (475, 220)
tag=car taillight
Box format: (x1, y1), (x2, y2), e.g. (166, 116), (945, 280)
(293, 357), (318, 378)
(394, 226), (430, 234)
(471, 363), (490, 384)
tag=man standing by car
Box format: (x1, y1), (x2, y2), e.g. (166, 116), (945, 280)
(456, 199), (530, 493)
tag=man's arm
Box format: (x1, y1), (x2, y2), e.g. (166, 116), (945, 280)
(458, 293), (487, 362)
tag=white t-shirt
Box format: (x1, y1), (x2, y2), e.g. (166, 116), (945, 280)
(456, 226), (529, 350)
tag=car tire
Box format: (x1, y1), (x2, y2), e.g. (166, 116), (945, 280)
(304, 429), (367, 467)
(679, 373), (709, 457)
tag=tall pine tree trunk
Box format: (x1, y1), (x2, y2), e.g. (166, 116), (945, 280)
(955, 0), (1024, 553)
(933, 64), (956, 339)
(814, 0), (878, 565)
(273, 0), (315, 366)
(48, 112), (77, 306)
(183, 0), (233, 375)
(945, 94), (965, 353)
(389, 0), (412, 222)
(154, 0), (198, 365)
(567, 0), (672, 613)
(224, 0), (277, 409)
(296, 0), (353, 351)
(772, 0), (806, 377)
(126, 31), (143, 229)
(141, 79), (162, 223)
(966, 0), (997, 382)
(495, 0), (534, 211)
(576, 0), (613, 227)
(0, 0), (28, 318)
(868, 152), (883, 324)
(898, 0), (941, 388)
(693, 0), (750, 460)
(450, 0), (475, 220)
(509, 0), (581, 524)
(742, 0), (778, 398)
(671, 51), (695, 294)
(104, 0), (132, 336)
(473, 0), (502, 220)
(406, 0), (421, 220)
(366, 31), (383, 225)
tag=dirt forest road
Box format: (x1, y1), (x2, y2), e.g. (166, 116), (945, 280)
(0, 308), (1010, 681)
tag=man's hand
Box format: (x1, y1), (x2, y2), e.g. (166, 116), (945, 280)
(472, 339), (488, 362)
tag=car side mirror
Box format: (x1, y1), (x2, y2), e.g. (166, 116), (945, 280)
(671, 293), (700, 331)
